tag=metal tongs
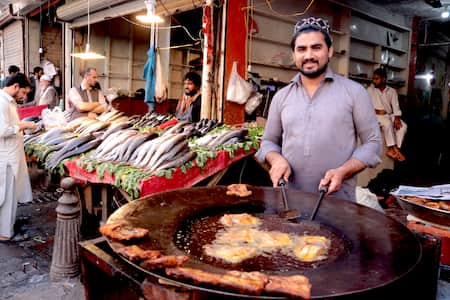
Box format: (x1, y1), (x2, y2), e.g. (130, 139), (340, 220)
(278, 178), (328, 223)
(310, 185), (328, 221)
(278, 179), (301, 220)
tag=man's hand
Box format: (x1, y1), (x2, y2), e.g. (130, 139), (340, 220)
(87, 112), (98, 119)
(319, 168), (345, 195)
(393, 116), (402, 130)
(19, 121), (37, 132)
(319, 158), (365, 195)
(265, 152), (291, 187)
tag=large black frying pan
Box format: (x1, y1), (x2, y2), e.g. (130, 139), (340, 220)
(106, 186), (421, 299)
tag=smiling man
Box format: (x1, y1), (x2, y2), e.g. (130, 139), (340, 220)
(256, 17), (382, 201)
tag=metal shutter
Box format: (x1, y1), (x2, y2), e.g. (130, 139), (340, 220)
(3, 20), (23, 71)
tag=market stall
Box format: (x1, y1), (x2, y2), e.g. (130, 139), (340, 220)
(24, 111), (263, 221)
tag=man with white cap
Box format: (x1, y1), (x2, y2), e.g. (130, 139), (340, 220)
(37, 74), (58, 108)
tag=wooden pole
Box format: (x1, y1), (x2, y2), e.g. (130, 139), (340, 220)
(201, 0), (214, 119)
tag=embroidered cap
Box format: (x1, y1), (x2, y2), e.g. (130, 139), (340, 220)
(294, 17), (331, 34)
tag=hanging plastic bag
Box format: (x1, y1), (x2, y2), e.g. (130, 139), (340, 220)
(155, 50), (168, 103)
(226, 61), (252, 104)
(245, 92), (263, 115)
(41, 107), (67, 130)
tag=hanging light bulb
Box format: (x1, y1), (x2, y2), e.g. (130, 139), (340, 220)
(71, 0), (105, 60)
(441, 10), (449, 19)
(136, 0), (163, 24)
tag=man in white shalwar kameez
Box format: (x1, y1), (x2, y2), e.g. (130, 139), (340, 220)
(0, 73), (36, 241)
(367, 68), (407, 162)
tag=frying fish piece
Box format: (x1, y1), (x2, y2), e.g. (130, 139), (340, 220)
(166, 267), (222, 285)
(203, 244), (259, 264)
(99, 222), (149, 241)
(219, 213), (261, 227)
(219, 270), (268, 295)
(292, 235), (330, 262)
(116, 245), (161, 261)
(165, 267), (312, 298)
(293, 244), (328, 262)
(140, 255), (189, 270)
(255, 231), (293, 250)
(226, 184), (252, 197)
(265, 274), (311, 299)
(216, 227), (260, 244)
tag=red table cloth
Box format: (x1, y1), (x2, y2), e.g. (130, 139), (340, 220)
(65, 148), (255, 198)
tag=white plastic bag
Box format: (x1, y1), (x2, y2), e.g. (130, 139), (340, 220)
(226, 61), (252, 104)
(355, 187), (384, 213)
(42, 107), (67, 130)
(155, 50), (168, 103)
(245, 92), (263, 114)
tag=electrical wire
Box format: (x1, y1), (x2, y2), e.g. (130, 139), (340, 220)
(158, 41), (201, 50)
(242, 0), (315, 17)
(39, 0), (42, 53)
(265, 0), (315, 17)
(100, 1), (204, 49)
(87, 0), (91, 48)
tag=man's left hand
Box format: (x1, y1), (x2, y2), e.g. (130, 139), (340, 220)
(319, 168), (345, 195)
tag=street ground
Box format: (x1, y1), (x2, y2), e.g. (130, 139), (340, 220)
(0, 185), (85, 300)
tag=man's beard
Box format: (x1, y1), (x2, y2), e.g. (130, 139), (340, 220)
(184, 89), (197, 96)
(299, 59), (328, 79)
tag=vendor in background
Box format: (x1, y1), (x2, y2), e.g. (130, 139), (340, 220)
(26, 66), (44, 104)
(256, 17), (381, 202)
(0, 73), (36, 241)
(37, 74), (58, 109)
(66, 67), (107, 121)
(367, 68), (407, 162)
(175, 71), (202, 122)
(0, 65), (20, 89)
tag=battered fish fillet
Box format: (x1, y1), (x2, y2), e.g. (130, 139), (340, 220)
(265, 275), (311, 299)
(292, 235), (330, 262)
(293, 244), (328, 262)
(116, 245), (161, 261)
(216, 227), (259, 244)
(99, 222), (149, 241)
(204, 244), (259, 263)
(256, 231), (293, 249)
(219, 213), (261, 227)
(226, 184), (253, 197)
(140, 255), (189, 270)
(219, 271), (268, 295)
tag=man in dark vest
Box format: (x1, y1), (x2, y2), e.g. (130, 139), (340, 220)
(66, 67), (107, 121)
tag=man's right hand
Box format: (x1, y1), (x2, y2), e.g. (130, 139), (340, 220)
(19, 121), (37, 131)
(265, 152), (291, 187)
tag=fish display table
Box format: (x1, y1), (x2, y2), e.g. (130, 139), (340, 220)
(65, 147), (255, 199)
